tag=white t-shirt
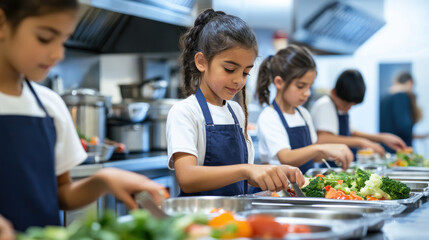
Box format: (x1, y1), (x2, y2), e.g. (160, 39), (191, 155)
(0, 81), (87, 175)
(310, 95), (353, 135)
(257, 105), (317, 165)
(167, 95), (254, 169)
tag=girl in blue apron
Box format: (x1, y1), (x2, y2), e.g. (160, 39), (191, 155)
(254, 46), (353, 185)
(310, 70), (407, 163)
(166, 9), (304, 197)
(0, 0), (167, 233)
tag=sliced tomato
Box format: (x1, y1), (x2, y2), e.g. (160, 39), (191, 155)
(315, 174), (325, 178)
(287, 224), (311, 234)
(247, 214), (285, 238)
(324, 185), (332, 191)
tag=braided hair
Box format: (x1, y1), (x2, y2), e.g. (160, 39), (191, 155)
(179, 8), (258, 140)
(255, 45), (316, 105)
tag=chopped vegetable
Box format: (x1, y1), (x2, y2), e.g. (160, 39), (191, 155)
(380, 176), (411, 200)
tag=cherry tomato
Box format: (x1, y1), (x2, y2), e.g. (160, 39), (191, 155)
(80, 138), (88, 151)
(115, 143), (126, 153)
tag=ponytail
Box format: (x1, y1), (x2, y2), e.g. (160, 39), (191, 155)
(255, 55), (274, 105)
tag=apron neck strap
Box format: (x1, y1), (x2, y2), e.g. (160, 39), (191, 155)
(26, 80), (50, 117)
(196, 88), (239, 126)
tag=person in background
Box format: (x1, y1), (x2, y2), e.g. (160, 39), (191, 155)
(0, 0), (167, 232)
(380, 72), (425, 152)
(255, 45), (353, 176)
(311, 70), (407, 161)
(166, 9), (304, 197)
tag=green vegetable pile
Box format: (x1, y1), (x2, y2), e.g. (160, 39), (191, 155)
(17, 210), (208, 240)
(302, 169), (410, 200)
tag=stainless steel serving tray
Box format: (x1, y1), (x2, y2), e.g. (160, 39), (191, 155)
(383, 170), (429, 176)
(239, 191), (420, 208)
(249, 202), (394, 232)
(390, 166), (429, 172)
(386, 175), (429, 182)
(401, 181), (429, 196)
(305, 166), (384, 177)
(162, 196), (252, 215)
(236, 209), (368, 239)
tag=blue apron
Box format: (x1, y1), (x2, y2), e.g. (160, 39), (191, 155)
(179, 88), (248, 196)
(272, 100), (314, 174)
(337, 112), (358, 165)
(250, 101), (314, 193)
(0, 80), (59, 231)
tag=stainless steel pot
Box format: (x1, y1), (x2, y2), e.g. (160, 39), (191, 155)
(119, 76), (167, 100)
(148, 99), (179, 150)
(111, 102), (150, 122)
(62, 89), (111, 142)
(107, 122), (150, 153)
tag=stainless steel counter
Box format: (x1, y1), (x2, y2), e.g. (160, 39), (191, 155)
(70, 151), (169, 178)
(363, 195), (429, 239)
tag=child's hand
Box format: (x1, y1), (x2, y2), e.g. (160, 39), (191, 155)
(360, 139), (385, 156)
(0, 215), (14, 240)
(246, 165), (303, 192)
(96, 168), (168, 209)
(379, 133), (407, 151)
(321, 144), (354, 170)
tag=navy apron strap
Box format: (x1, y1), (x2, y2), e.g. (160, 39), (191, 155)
(196, 88), (214, 125)
(272, 100), (289, 128)
(26, 80), (50, 117)
(226, 104), (240, 125)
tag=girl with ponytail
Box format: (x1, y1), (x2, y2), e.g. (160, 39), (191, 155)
(166, 9), (304, 196)
(255, 45), (353, 176)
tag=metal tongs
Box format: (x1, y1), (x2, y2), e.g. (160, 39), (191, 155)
(279, 182), (306, 198)
(321, 158), (337, 176)
(135, 191), (169, 219)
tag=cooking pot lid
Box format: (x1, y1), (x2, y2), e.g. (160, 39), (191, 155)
(62, 88), (111, 106)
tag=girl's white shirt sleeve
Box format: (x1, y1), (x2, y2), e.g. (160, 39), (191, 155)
(0, 82), (87, 176)
(310, 95), (355, 135)
(257, 106), (317, 165)
(166, 95), (254, 170)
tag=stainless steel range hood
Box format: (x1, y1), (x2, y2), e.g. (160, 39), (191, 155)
(213, 0), (385, 55)
(66, 0), (195, 53)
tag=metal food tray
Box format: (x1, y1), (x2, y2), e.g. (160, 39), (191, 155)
(248, 192), (423, 204)
(246, 204), (392, 232)
(239, 191), (420, 208)
(305, 166), (384, 177)
(390, 166), (429, 172)
(383, 170), (429, 177)
(402, 181), (429, 196)
(386, 175), (429, 182)
(162, 196), (252, 215)
(236, 209), (369, 239)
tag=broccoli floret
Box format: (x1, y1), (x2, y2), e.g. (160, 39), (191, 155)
(302, 176), (325, 197)
(359, 174), (390, 199)
(354, 168), (370, 189)
(380, 177), (411, 200)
